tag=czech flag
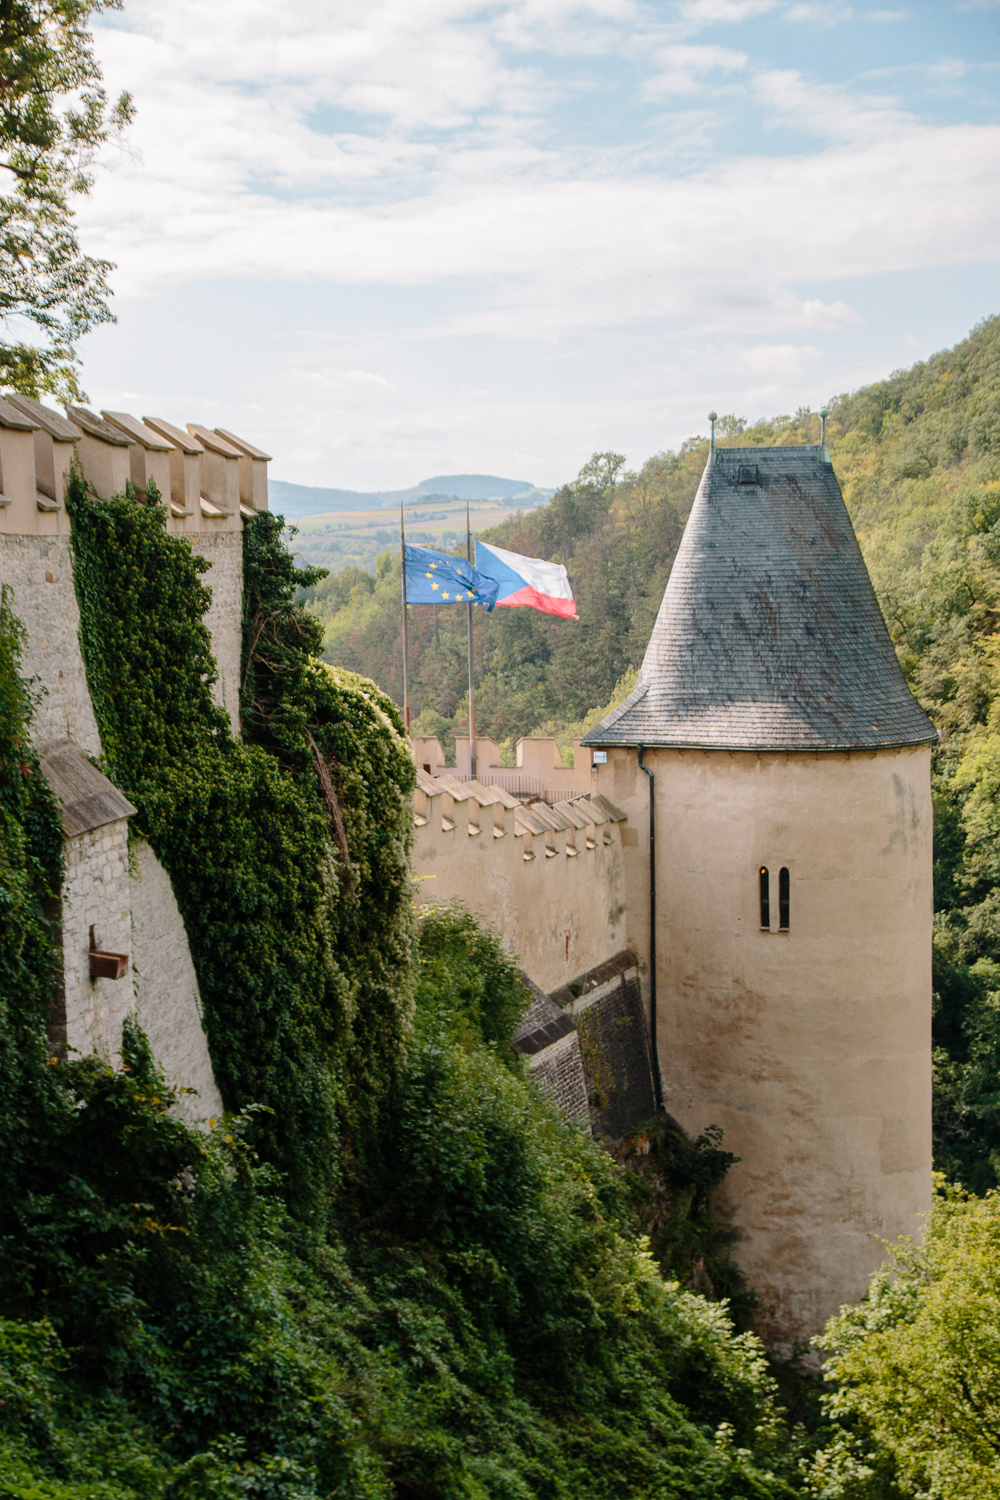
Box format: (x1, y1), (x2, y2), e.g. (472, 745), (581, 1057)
(474, 540), (578, 619)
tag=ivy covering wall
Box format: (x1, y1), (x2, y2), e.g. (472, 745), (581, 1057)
(66, 476), (414, 1202)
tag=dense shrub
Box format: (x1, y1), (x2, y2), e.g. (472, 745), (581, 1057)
(810, 1181), (1000, 1500)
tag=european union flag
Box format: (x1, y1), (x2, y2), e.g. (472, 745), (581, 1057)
(404, 544), (499, 610)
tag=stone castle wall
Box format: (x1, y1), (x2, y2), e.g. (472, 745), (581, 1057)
(0, 395), (271, 1113)
(1, 534), (101, 756)
(591, 742), (933, 1353)
(130, 838), (224, 1126)
(61, 817), (134, 1059)
(411, 792), (627, 995)
(192, 532), (244, 733)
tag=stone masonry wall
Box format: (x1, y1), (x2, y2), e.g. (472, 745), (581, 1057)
(190, 531), (243, 734)
(527, 1030), (590, 1125)
(62, 817), (133, 1060)
(574, 969), (655, 1139)
(0, 534), (101, 755)
(130, 838), (223, 1127)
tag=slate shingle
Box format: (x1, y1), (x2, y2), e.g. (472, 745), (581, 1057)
(583, 446), (936, 752)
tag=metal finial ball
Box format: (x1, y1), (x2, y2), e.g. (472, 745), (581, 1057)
(708, 411), (718, 422)
(819, 407), (830, 419)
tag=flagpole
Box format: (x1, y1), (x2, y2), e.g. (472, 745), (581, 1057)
(466, 501), (476, 779)
(400, 503), (411, 735)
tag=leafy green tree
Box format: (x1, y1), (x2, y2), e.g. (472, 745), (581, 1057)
(0, 0), (133, 399)
(812, 1182), (1000, 1500)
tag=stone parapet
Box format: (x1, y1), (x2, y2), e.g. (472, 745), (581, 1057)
(412, 773), (628, 993)
(0, 393), (269, 538)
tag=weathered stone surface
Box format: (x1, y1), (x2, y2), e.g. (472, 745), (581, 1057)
(411, 792), (627, 994)
(130, 838), (224, 1127)
(0, 534), (101, 755)
(62, 818), (133, 1060)
(591, 740), (934, 1355)
(190, 531), (243, 733)
(527, 1029), (589, 1126)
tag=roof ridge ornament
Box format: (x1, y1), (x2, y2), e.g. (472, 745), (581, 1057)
(820, 406), (831, 464)
(708, 411), (717, 460)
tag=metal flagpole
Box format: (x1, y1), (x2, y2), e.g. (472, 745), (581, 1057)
(400, 503), (411, 735)
(466, 501), (476, 778)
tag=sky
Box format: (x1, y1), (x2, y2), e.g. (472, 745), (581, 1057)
(74, 0), (1000, 490)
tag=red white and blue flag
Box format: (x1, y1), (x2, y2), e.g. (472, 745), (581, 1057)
(473, 540), (578, 620)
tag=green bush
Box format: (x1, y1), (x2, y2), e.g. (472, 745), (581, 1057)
(811, 1181), (1000, 1500)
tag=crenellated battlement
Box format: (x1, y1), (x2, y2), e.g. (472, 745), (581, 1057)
(411, 769), (629, 993)
(0, 392), (270, 539)
(0, 396), (274, 742)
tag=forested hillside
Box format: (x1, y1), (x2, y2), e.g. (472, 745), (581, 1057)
(307, 315), (1000, 1191)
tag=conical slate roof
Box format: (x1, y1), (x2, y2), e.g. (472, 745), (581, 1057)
(584, 446), (936, 752)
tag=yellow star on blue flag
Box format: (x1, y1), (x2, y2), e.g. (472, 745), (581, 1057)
(403, 544), (499, 610)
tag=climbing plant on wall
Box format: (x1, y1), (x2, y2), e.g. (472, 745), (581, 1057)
(0, 585), (67, 1272)
(66, 476), (413, 1202)
(241, 510), (416, 1161)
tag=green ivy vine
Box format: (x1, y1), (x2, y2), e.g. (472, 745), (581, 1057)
(65, 475), (414, 1204)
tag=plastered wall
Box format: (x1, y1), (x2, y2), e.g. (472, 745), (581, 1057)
(411, 799), (627, 994)
(0, 534), (101, 755)
(130, 838), (224, 1126)
(592, 744), (933, 1351)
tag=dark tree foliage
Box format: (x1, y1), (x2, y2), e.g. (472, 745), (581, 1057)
(241, 509), (416, 1167)
(0, 0), (133, 398)
(66, 477), (414, 1204)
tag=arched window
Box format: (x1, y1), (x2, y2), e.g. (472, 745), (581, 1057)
(779, 867), (790, 931)
(759, 867), (770, 930)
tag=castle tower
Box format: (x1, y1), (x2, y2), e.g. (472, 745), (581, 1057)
(584, 444), (936, 1349)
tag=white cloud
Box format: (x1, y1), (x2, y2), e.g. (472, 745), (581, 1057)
(785, 3), (852, 22)
(642, 43), (748, 96)
(676, 0), (779, 24)
(743, 342), (821, 378)
(752, 66), (903, 139)
(863, 8), (910, 18)
(799, 299), (863, 329)
(70, 0), (1000, 486)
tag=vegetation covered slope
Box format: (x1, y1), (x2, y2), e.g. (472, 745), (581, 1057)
(0, 484), (817, 1498)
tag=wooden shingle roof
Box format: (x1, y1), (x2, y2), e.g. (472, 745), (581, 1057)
(39, 740), (136, 837)
(584, 446), (936, 753)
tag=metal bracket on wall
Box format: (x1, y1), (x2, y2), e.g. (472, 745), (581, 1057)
(89, 924), (129, 982)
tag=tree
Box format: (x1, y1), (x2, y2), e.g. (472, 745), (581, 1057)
(0, 0), (133, 400)
(812, 1182), (1000, 1500)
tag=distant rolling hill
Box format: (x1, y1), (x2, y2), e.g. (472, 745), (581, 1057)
(269, 474), (553, 517)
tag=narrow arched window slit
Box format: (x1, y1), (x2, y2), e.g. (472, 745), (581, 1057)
(779, 867), (790, 931)
(759, 867), (770, 930)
